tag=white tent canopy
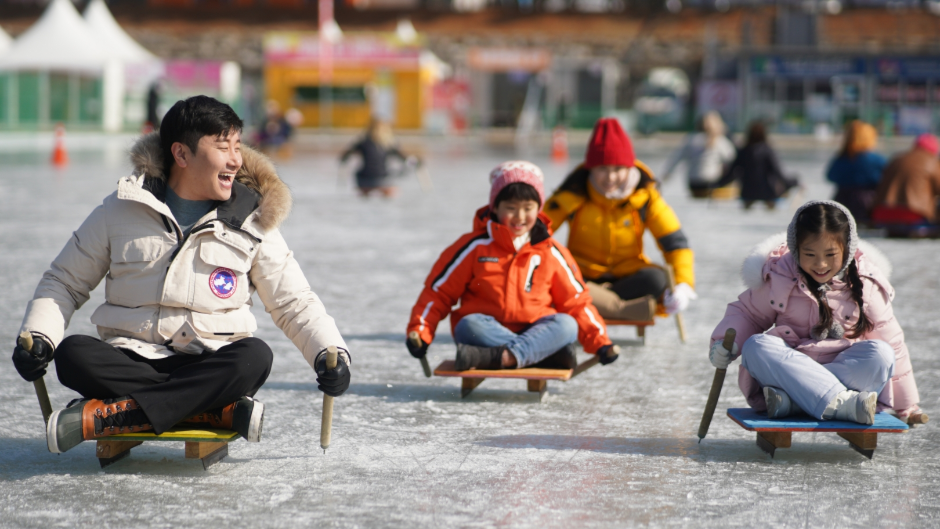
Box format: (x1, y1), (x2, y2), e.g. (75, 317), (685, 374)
(0, 0), (110, 72)
(83, 0), (156, 63)
(0, 26), (11, 56)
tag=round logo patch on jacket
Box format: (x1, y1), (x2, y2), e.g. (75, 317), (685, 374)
(209, 267), (237, 299)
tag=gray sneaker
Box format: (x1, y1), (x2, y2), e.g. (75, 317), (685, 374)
(763, 386), (803, 419)
(454, 344), (504, 371)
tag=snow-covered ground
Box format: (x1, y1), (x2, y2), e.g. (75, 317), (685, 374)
(0, 135), (937, 528)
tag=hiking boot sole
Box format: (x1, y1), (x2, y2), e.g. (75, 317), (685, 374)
(47, 406), (85, 454)
(246, 400), (264, 443)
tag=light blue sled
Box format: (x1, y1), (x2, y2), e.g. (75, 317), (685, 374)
(726, 408), (908, 459)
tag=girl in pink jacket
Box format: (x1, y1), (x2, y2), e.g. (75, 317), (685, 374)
(709, 200), (926, 425)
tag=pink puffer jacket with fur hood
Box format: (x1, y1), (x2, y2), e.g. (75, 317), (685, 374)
(710, 232), (921, 417)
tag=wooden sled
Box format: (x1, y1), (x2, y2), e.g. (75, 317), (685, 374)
(727, 408), (908, 460)
(434, 356), (602, 402)
(95, 428), (240, 469)
(691, 185), (738, 200)
(603, 319), (654, 345)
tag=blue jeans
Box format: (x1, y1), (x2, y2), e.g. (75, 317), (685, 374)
(453, 313), (579, 368)
(741, 334), (895, 419)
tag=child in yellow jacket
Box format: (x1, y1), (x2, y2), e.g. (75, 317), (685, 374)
(543, 118), (696, 321)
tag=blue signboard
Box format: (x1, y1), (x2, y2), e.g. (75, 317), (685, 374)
(751, 56), (866, 78)
(874, 57), (940, 80)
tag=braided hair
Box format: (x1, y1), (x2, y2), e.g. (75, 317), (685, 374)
(794, 204), (874, 339)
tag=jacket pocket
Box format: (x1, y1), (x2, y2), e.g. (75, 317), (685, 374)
(107, 236), (171, 306)
(91, 304), (159, 342)
(191, 307), (258, 338)
(766, 325), (801, 348)
(111, 236), (168, 263)
(191, 239), (253, 312)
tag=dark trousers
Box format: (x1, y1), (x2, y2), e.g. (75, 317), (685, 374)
(606, 266), (668, 300)
(54, 335), (273, 434)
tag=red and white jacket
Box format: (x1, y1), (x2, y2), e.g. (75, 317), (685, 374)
(407, 206), (611, 354)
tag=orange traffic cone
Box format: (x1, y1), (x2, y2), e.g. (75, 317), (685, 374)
(51, 124), (69, 168)
(551, 126), (569, 163)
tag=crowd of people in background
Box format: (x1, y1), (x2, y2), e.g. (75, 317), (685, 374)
(662, 116), (940, 235)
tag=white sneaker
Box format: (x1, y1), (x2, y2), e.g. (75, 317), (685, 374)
(831, 391), (877, 425)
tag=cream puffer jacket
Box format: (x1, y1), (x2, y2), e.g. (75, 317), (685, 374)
(19, 133), (347, 370)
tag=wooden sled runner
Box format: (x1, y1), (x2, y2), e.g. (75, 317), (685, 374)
(95, 428), (240, 469)
(727, 408), (909, 460)
(604, 319), (654, 345)
(434, 355), (602, 402)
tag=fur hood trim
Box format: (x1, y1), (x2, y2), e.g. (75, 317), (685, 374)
(129, 132), (292, 230)
(741, 231), (892, 289)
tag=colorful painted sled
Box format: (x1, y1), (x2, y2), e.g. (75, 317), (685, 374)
(727, 408), (909, 460)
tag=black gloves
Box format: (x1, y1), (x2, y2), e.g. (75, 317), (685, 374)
(315, 349), (350, 397)
(12, 333), (54, 382)
(597, 344), (620, 366)
(406, 332), (428, 359)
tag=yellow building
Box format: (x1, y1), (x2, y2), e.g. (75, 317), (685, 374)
(264, 31), (438, 130)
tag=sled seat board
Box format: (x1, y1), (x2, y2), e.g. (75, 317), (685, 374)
(434, 360), (573, 381)
(727, 408), (909, 433)
(604, 319), (654, 327)
(103, 428), (241, 443)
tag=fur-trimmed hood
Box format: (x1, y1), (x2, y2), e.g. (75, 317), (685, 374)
(129, 132), (292, 231)
(741, 232), (892, 290)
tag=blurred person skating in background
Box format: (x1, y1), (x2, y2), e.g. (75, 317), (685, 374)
(713, 121), (800, 210)
(709, 201), (926, 426)
(543, 118), (696, 323)
(340, 118), (417, 198)
(405, 161), (619, 371)
(660, 111), (736, 198)
(256, 100), (300, 158)
(871, 133), (940, 233)
(826, 120), (886, 224)
(144, 80), (163, 134)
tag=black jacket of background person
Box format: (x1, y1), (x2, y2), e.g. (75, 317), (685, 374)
(715, 142), (796, 201)
(340, 137), (406, 188)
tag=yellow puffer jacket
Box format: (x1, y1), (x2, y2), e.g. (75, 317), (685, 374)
(543, 161), (695, 287)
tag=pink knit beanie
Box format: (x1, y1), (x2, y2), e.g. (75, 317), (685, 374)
(914, 133), (939, 156)
(489, 161), (545, 209)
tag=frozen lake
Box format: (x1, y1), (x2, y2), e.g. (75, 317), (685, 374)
(0, 133), (937, 527)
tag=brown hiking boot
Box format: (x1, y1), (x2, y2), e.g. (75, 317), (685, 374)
(180, 397), (265, 442)
(47, 397), (152, 454)
(587, 282), (656, 321)
(182, 404), (236, 429)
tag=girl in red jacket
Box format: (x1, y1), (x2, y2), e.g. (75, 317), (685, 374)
(406, 161), (619, 370)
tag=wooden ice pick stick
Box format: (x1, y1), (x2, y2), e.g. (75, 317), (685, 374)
(19, 331), (53, 424)
(409, 331), (432, 378)
(320, 346), (338, 454)
(697, 328), (736, 443)
(666, 265), (688, 344)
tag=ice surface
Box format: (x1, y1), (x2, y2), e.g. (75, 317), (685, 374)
(0, 134), (938, 528)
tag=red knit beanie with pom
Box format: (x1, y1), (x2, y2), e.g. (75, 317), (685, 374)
(584, 118), (636, 169)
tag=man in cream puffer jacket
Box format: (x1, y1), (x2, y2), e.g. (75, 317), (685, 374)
(12, 96), (350, 454)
